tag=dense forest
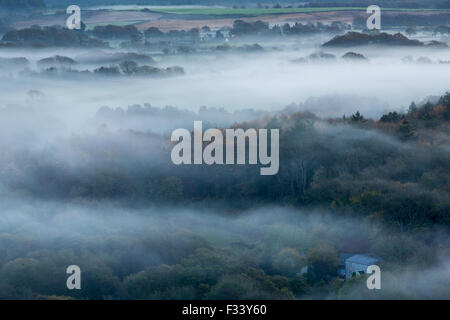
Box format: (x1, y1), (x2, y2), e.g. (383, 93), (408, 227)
(0, 92), (448, 299)
(3, 93), (448, 229)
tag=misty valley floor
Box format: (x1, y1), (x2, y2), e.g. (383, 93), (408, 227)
(0, 6), (449, 299)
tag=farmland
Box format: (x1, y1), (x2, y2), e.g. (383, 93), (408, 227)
(146, 6), (447, 16)
(9, 5), (450, 31)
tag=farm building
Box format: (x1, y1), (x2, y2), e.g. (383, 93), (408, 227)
(345, 254), (380, 280)
(338, 253), (353, 278)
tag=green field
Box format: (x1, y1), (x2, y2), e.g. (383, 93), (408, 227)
(143, 7), (448, 16)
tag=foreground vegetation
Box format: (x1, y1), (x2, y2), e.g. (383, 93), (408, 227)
(0, 92), (448, 300)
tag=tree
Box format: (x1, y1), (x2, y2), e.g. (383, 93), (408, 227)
(119, 60), (138, 75)
(408, 101), (417, 114)
(351, 111), (365, 122)
(93, 25), (141, 40)
(272, 248), (304, 276)
(94, 65), (120, 76)
(306, 244), (339, 283)
(405, 27), (417, 36)
(215, 31), (224, 40)
(380, 111), (402, 123)
(282, 23), (291, 35)
(437, 92), (450, 120)
(201, 26), (211, 32)
(157, 176), (184, 201)
(438, 92), (450, 107)
(144, 27), (163, 39)
(397, 119), (415, 141)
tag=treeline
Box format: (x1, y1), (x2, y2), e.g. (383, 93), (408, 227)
(1, 26), (106, 47)
(91, 20), (349, 43)
(230, 20), (350, 37)
(91, 25), (202, 42)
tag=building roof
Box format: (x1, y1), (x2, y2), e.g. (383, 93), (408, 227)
(339, 253), (354, 266)
(346, 254), (379, 265)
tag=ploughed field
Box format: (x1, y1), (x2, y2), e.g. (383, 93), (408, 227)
(9, 6), (450, 31)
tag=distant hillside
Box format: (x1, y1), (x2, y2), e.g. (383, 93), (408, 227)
(42, 0), (449, 9)
(0, 0), (45, 9)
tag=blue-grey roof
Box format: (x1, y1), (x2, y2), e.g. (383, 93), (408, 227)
(346, 254), (379, 265)
(339, 253), (353, 265)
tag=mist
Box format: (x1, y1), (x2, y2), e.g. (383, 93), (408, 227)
(0, 12), (449, 300)
(0, 37), (449, 131)
(0, 197), (448, 299)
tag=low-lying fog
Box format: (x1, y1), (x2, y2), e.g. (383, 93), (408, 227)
(0, 38), (449, 132)
(0, 197), (448, 299)
(0, 32), (449, 299)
